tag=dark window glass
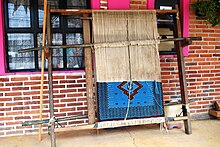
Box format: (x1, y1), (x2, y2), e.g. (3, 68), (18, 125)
(4, 0), (89, 72)
(8, 0), (31, 28)
(8, 33), (35, 70)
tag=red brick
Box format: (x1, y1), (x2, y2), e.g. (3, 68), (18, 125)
(12, 87), (29, 91)
(60, 98), (77, 103)
(24, 110), (39, 114)
(31, 106), (40, 109)
(30, 76), (46, 80)
(76, 79), (86, 83)
(195, 50), (208, 53)
(32, 114), (49, 119)
(60, 107), (76, 112)
(201, 66), (215, 69)
(130, 5), (139, 9)
(0, 98), (12, 102)
(54, 104), (66, 107)
(67, 102), (84, 107)
(24, 101), (40, 105)
(0, 117), (13, 121)
(0, 78), (9, 82)
(69, 120), (85, 125)
(6, 82), (23, 86)
(203, 29), (215, 33)
(130, 1), (142, 4)
(13, 106), (30, 111)
(32, 95), (48, 100)
(24, 81), (40, 85)
(53, 94), (66, 98)
(196, 109), (208, 113)
(198, 101), (209, 105)
(31, 86), (48, 90)
(23, 91), (40, 95)
(53, 85), (65, 89)
(139, 6), (147, 9)
(67, 84), (83, 88)
(190, 106), (201, 109)
(67, 93), (84, 97)
(78, 88), (86, 92)
(53, 76), (65, 79)
(60, 80), (75, 84)
(0, 88), (10, 91)
(67, 111), (83, 116)
(78, 98), (87, 102)
(202, 45), (215, 49)
(11, 77), (28, 81)
(14, 97), (30, 101)
(200, 54), (213, 57)
(209, 92), (220, 96)
(6, 102), (23, 106)
(60, 89), (77, 93)
(6, 111), (22, 116)
(77, 106), (87, 111)
(54, 113), (66, 117)
(5, 92), (22, 97)
(66, 75), (82, 79)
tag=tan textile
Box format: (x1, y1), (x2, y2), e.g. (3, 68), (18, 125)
(92, 10), (161, 82)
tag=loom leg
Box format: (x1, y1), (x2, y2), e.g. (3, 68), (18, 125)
(182, 105), (192, 134)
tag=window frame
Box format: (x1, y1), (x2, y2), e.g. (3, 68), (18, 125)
(3, 0), (90, 72)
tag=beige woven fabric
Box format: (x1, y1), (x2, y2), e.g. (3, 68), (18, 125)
(92, 10), (160, 82)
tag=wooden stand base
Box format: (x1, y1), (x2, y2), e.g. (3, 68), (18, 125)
(209, 109), (220, 118)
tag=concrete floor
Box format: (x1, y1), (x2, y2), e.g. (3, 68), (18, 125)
(0, 119), (220, 147)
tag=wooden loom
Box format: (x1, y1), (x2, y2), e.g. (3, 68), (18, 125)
(19, 4), (202, 147)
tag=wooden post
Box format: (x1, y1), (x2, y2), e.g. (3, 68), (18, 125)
(47, 5), (56, 147)
(83, 14), (95, 124)
(38, 0), (47, 141)
(174, 6), (192, 134)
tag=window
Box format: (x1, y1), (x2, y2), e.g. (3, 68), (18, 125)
(155, 0), (181, 55)
(4, 0), (90, 72)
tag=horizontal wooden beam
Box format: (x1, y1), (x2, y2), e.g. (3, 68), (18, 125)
(18, 37), (201, 53)
(55, 124), (95, 132)
(95, 117), (165, 129)
(50, 9), (178, 15)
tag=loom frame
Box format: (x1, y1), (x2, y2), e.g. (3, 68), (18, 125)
(19, 5), (201, 147)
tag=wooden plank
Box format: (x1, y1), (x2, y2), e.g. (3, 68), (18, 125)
(174, 5), (192, 134)
(55, 125), (95, 133)
(83, 14), (95, 124)
(95, 117), (165, 129)
(50, 9), (92, 15)
(214, 101), (220, 111)
(38, 0), (47, 142)
(50, 9), (177, 15)
(173, 116), (188, 121)
(209, 109), (220, 118)
(47, 5), (56, 147)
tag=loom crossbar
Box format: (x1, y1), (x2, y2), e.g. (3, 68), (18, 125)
(18, 37), (201, 53)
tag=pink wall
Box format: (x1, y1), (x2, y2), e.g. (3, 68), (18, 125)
(0, 0), (190, 75)
(91, 0), (100, 9)
(181, 0), (189, 56)
(0, 0), (6, 74)
(108, 0), (130, 9)
(147, 0), (155, 10)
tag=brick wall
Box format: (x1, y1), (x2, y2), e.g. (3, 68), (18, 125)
(1, 0), (220, 137)
(0, 72), (88, 137)
(100, 0), (107, 9)
(160, 0), (220, 118)
(130, 0), (147, 9)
